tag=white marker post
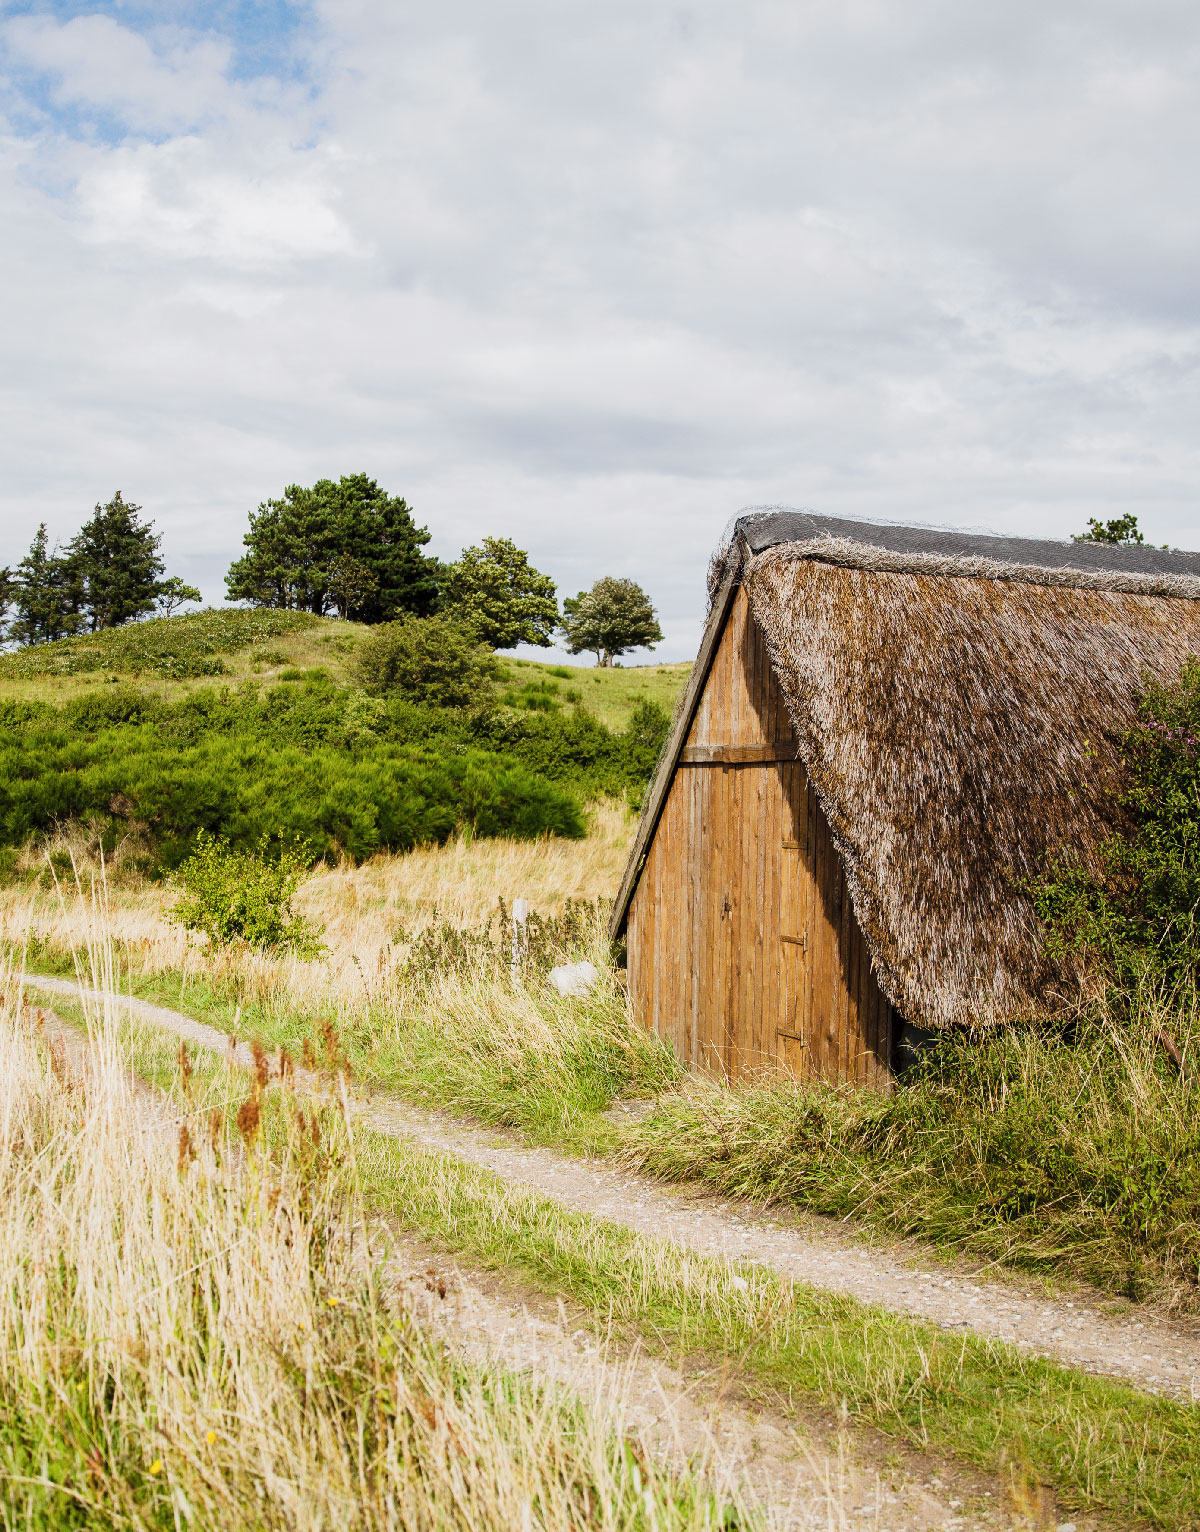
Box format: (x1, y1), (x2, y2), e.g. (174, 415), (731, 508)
(511, 898), (530, 980)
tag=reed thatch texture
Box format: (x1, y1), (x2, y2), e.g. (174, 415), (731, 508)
(744, 542), (1200, 1031)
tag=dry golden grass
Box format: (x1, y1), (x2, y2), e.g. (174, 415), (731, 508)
(0, 802), (634, 1017)
(300, 797), (633, 937)
(0, 950), (739, 1530)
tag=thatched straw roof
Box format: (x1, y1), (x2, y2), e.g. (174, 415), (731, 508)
(619, 510), (1200, 1032)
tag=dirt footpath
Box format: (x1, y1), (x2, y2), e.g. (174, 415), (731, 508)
(29, 989), (1038, 1532)
(25, 972), (1200, 1410)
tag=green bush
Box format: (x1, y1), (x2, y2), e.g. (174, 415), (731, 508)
(0, 665), (670, 873)
(0, 704), (586, 869)
(1036, 656), (1200, 991)
(500, 678), (562, 712)
(354, 614), (504, 708)
(168, 832), (324, 953)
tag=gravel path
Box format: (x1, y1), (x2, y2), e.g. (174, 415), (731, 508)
(26, 972), (1200, 1407)
(26, 990), (1027, 1532)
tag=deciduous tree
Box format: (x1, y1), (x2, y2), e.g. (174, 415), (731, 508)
(155, 576), (203, 617)
(560, 577), (663, 666)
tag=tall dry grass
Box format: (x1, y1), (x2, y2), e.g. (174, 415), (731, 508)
(0, 800), (633, 1016)
(0, 811), (673, 1151)
(0, 947), (732, 1530)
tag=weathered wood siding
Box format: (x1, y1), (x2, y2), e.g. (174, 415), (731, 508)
(627, 587), (894, 1084)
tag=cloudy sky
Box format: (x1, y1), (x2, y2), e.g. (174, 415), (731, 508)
(3, 1), (1199, 659)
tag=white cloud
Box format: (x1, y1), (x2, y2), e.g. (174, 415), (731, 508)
(5, 13), (234, 133)
(76, 138), (360, 264)
(2, 0), (1200, 659)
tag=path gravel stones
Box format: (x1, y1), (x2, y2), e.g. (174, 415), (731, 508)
(25, 972), (1200, 1407)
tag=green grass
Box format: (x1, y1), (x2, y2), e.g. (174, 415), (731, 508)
(49, 994), (1200, 1532)
(0, 607), (320, 683)
(618, 1013), (1200, 1311)
(503, 657), (690, 731)
(22, 954), (677, 1157)
(0, 611), (690, 732)
(32, 941), (1200, 1314)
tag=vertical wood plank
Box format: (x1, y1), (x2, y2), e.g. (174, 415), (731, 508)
(626, 584), (898, 1092)
(687, 765), (703, 1067)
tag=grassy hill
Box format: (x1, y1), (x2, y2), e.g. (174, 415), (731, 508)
(0, 609), (691, 731)
(0, 611), (690, 873)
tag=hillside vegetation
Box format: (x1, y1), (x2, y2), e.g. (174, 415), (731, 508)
(0, 610), (689, 874)
(0, 607), (690, 727)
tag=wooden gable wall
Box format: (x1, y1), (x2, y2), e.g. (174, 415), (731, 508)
(626, 587), (895, 1084)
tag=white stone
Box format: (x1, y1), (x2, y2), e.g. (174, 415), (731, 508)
(548, 961), (601, 997)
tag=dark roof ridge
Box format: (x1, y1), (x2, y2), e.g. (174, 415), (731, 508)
(734, 506), (1200, 583)
(747, 533), (1200, 600)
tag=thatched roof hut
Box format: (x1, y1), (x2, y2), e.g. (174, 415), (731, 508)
(611, 510), (1200, 1083)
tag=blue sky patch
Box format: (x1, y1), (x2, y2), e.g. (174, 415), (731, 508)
(1, 0), (315, 143)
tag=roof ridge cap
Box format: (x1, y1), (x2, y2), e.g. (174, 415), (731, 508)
(751, 534), (1200, 600)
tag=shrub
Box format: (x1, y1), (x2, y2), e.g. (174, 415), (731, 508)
(354, 615), (504, 708)
(0, 716), (586, 869)
(1036, 656), (1200, 991)
(169, 831), (325, 954)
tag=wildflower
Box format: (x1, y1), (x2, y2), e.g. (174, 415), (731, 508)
(327, 1297), (340, 1307)
(148, 1459), (163, 1476)
(236, 1091), (261, 1145)
(206, 1431), (217, 1445)
(177, 1040), (194, 1101)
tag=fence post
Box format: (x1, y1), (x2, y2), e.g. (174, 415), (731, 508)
(511, 898), (529, 980)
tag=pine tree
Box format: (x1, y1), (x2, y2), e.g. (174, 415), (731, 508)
(69, 491), (166, 630)
(225, 475), (440, 621)
(440, 537), (558, 648)
(9, 525), (84, 645)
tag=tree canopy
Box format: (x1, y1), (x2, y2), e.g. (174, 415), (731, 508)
(225, 474), (439, 623)
(7, 497), (195, 646)
(560, 576), (663, 666)
(1073, 514), (1146, 546)
(8, 525), (85, 646)
(155, 576), (203, 617)
(69, 492), (166, 630)
(440, 536), (558, 648)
